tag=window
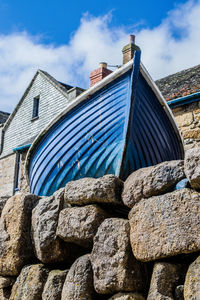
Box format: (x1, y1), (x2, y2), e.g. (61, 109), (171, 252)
(32, 96), (40, 119)
(14, 152), (21, 192)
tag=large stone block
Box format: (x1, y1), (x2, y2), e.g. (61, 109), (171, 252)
(0, 193), (39, 276)
(31, 188), (69, 264)
(91, 218), (143, 294)
(122, 160), (185, 208)
(175, 112), (194, 128)
(42, 269), (67, 300)
(184, 147), (200, 189)
(61, 254), (95, 300)
(10, 264), (49, 300)
(64, 175), (123, 205)
(129, 188), (200, 261)
(57, 204), (108, 247)
(147, 262), (181, 300)
(184, 255), (200, 299)
(182, 128), (200, 139)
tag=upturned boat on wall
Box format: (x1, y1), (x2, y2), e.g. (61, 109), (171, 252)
(26, 50), (184, 196)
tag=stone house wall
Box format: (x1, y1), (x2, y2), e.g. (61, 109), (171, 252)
(0, 154), (16, 197)
(18, 150), (30, 194)
(172, 101), (200, 150)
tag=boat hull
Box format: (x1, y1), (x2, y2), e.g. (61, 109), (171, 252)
(120, 71), (183, 180)
(27, 51), (184, 196)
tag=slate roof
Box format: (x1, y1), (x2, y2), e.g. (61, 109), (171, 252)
(156, 64), (200, 101)
(0, 111), (10, 124)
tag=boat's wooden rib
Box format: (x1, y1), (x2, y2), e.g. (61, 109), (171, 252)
(26, 50), (184, 196)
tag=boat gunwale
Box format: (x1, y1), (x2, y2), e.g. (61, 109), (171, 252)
(25, 58), (184, 184)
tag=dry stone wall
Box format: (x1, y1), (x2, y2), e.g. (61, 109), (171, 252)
(0, 152), (200, 299)
(172, 101), (200, 150)
(0, 149), (31, 198)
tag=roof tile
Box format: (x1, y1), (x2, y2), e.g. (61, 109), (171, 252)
(156, 64), (200, 101)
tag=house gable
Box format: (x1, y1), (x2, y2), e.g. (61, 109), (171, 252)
(1, 71), (76, 157)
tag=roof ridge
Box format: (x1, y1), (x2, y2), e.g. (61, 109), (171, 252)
(38, 70), (73, 94)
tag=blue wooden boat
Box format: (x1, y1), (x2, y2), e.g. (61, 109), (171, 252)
(26, 50), (184, 196)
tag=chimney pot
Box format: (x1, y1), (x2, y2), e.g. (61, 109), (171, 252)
(99, 62), (107, 69)
(122, 34), (140, 64)
(129, 35), (135, 44)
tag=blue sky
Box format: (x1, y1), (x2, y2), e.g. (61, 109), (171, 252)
(0, 0), (187, 45)
(0, 0), (200, 112)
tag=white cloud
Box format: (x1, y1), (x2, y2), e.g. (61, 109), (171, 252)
(1, 0), (200, 112)
(137, 0), (200, 79)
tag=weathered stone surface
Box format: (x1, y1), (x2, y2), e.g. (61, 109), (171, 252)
(0, 193), (39, 276)
(122, 160), (185, 208)
(19, 151), (31, 194)
(129, 188), (200, 261)
(182, 128), (200, 139)
(175, 285), (184, 300)
(10, 264), (49, 300)
(0, 287), (12, 300)
(175, 112), (194, 128)
(0, 154), (16, 198)
(91, 218), (143, 294)
(0, 276), (15, 300)
(61, 254), (95, 300)
(64, 175), (123, 205)
(184, 255), (200, 299)
(0, 197), (8, 216)
(184, 147), (200, 189)
(42, 269), (67, 300)
(147, 262), (181, 300)
(57, 204), (108, 247)
(31, 188), (69, 263)
(108, 293), (145, 300)
(0, 276), (15, 288)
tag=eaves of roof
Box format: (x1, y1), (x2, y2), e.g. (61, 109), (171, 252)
(167, 92), (200, 108)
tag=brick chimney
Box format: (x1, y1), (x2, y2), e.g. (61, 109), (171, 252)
(90, 62), (112, 87)
(122, 35), (140, 64)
